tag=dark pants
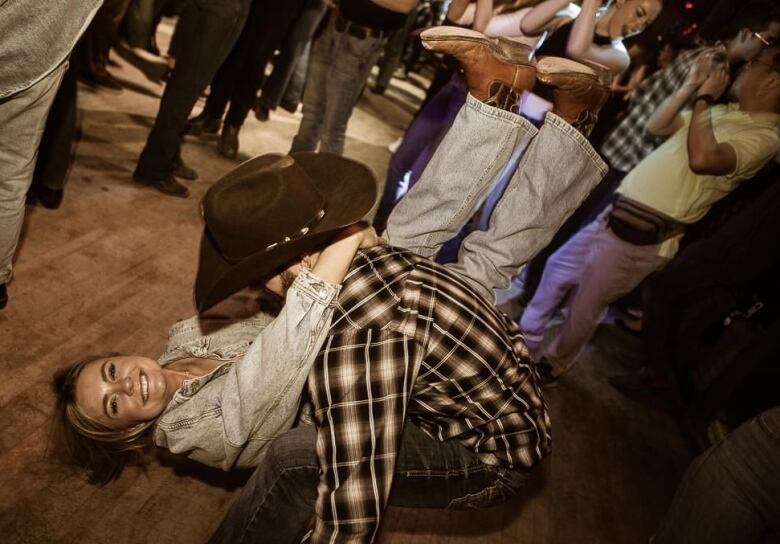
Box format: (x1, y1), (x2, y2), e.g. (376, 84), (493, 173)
(375, 9), (417, 90)
(653, 407), (780, 544)
(372, 74), (467, 232)
(258, 0), (327, 111)
(202, 0), (307, 128)
(643, 174), (780, 373)
(209, 423), (530, 544)
(134, 0), (251, 181)
(31, 66), (79, 192)
(73, 0), (133, 78)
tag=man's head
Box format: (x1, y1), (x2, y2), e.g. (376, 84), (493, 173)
(731, 45), (780, 112)
(194, 153), (377, 312)
(726, 23), (780, 63)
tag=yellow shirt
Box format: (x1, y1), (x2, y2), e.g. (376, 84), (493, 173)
(617, 103), (780, 258)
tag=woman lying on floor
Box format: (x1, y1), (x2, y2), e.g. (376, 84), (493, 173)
(52, 153), (384, 484)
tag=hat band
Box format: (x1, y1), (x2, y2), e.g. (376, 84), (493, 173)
(264, 208), (326, 251)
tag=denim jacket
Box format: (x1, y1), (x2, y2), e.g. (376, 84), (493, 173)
(0, 0), (102, 98)
(153, 269), (339, 471)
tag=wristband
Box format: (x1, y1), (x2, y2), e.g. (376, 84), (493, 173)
(695, 94), (716, 106)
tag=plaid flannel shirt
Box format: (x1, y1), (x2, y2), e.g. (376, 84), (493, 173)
(601, 47), (703, 173)
(305, 246), (551, 543)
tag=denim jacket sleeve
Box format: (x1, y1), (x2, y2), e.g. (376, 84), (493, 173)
(158, 268), (340, 470)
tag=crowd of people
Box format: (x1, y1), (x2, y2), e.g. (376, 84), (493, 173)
(2, 0), (780, 542)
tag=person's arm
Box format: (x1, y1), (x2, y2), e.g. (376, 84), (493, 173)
(686, 69), (736, 175)
(221, 225), (379, 468)
(472, 0), (495, 32)
(565, 0), (629, 73)
(612, 64), (646, 93)
(646, 50), (714, 137)
(520, 0), (571, 35)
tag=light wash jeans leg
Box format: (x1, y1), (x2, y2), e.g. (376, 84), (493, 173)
(519, 216), (603, 358)
(448, 112), (608, 301)
(0, 61), (67, 284)
(653, 407), (780, 544)
(290, 12), (335, 153)
(385, 93), (537, 265)
(319, 27), (384, 154)
(541, 213), (666, 373)
(209, 422), (529, 544)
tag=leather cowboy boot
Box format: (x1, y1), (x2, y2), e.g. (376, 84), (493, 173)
(535, 56), (612, 136)
(420, 26), (536, 109)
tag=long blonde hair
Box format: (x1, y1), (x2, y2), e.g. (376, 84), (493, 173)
(51, 354), (158, 485)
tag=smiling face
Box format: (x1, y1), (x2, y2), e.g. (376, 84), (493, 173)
(607, 0), (663, 39)
(75, 355), (179, 430)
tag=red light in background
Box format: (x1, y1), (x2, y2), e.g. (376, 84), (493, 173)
(684, 2), (694, 8)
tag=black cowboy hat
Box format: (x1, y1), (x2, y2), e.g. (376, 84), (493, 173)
(194, 152), (377, 312)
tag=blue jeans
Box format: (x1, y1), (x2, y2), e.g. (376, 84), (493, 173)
(372, 75), (467, 232)
(386, 94), (608, 302)
(209, 422), (530, 544)
(653, 407), (780, 544)
(290, 10), (385, 155)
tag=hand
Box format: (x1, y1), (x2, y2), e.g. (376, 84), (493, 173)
(697, 68), (730, 101)
(338, 222), (382, 249)
(685, 47), (727, 89)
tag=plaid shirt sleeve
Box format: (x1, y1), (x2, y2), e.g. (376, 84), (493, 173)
(305, 328), (422, 544)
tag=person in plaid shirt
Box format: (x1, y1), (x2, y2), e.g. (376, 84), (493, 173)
(205, 63), (610, 544)
(601, 12), (780, 178)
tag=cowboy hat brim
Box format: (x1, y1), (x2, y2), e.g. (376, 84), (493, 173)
(194, 152), (377, 312)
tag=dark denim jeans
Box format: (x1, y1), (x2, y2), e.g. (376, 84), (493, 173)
(290, 10), (385, 155)
(209, 423), (530, 544)
(201, 0), (307, 129)
(654, 407), (780, 544)
(134, 0), (250, 181)
(258, 0), (327, 111)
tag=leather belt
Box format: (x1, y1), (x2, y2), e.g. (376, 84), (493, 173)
(334, 11), (386, 40)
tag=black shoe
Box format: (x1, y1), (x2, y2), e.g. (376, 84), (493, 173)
(0, 283), (7, 310)
(254, 104), (270, 122)
(173, 160), (198, 181)
(80, 71), (124, 91)
(133, 173), (189, 198)
(371, 85), (387, 95)
(186, 112), (220, 136)
(279, 100), (299, 114)
(535, 358), (559, 388)
(218, 125), (240, 159)
(35, 185), (64, 209)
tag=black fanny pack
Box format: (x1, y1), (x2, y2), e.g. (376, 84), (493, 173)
(607, 196), (686, 246)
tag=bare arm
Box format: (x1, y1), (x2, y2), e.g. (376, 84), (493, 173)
(646, 50), (716, 136)
(472, 0), (495, 32)
(686, 69), (736, 175)
(311, 223), (380, 285)
(521, 0), (571, 35)
(565, 0), (629, 73)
